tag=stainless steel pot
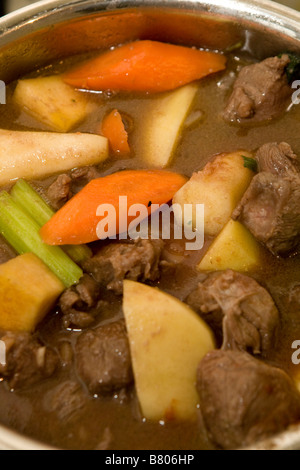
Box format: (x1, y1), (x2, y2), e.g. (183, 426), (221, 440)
(0, 0), (300, 450)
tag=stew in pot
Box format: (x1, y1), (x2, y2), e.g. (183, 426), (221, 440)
(0, 37), (299, 450)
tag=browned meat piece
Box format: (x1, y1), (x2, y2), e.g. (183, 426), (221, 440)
(71, 166), (102, 189)
(83, 239), (164, 295)
(256, 141), (299, 175)
(197, 350), (300, 449)
(47, 167), (101, 210)
(186, 270), (279, 355)
(0, 332), (59, 390)
(71, 166), (102, 181)
(223, 55), (291, 123)
(75, 320), (133, 395)
(75, 274), (100, 307)
(47, 174), (72, 210)
(59, 274), (101, 329)
(233, 143), (300, 255)
(234, 172), (300, 255)
(44, 381), (88, 422)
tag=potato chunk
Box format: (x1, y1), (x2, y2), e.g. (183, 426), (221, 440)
(198, 219), (262, 272)
(123, 280), (215, 421)
(173, 151), (254, 236)
(13, 75), (96, 132)
(0, 129), (108, 185)
(0, 253), (64, 332)
(136, 84), (198, 168)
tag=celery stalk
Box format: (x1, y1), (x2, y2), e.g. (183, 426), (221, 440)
(10, 179), (92, 264)
(0, 191), (83, 287)
(11, 179), (54, 226)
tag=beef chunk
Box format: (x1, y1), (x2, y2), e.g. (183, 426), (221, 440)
(223, 55), (291, 123)
(256, 141), (299, 175)
(233, 172), (300, 255)
(83, 239), (164, 295)
(71, 166), (102, 185)
(233, 143), (300, 255)
(47, 167), (101, 210)
(47, 174), (72, 210)
(197, 350), (300, 449)
(186, 270), (279, 355)
(75, 320), (133, 395)
(44, 381), (87, 422)
(0, 332), (59, 390)
(59, 274), (101, 329)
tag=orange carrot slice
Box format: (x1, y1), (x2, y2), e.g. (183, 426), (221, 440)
(100, 109), (130, 155)
(40, 170), (187, 245)
(63, 40), (227, 93)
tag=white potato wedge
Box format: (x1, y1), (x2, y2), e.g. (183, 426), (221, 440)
(137, 84), (198, 168)
(198, 219), (262, 272)
(0, 129), (108, 185)
(0, 253), (64, 332)
(173, 151), (254, 236)
(13, 75), (96, 132)
(123, 280), (215, 422)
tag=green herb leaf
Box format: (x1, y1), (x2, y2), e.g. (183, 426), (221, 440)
(278, 52), (300, 83)
(242, 155), (258, 173)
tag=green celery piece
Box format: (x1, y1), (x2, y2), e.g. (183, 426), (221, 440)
(11, 178), (54, 226)
(10, 179), (92, 264)
(0, 191), (83, 287)
(63, 244), (92, 265)
(63, 244), (91, 264)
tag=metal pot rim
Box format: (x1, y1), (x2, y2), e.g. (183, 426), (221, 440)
(0, 0), (300, 46)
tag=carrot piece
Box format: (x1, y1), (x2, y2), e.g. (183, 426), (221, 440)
(63, 40), (226, 93)
(40, 170), (188, 245)
(100, 109), (130, 155)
